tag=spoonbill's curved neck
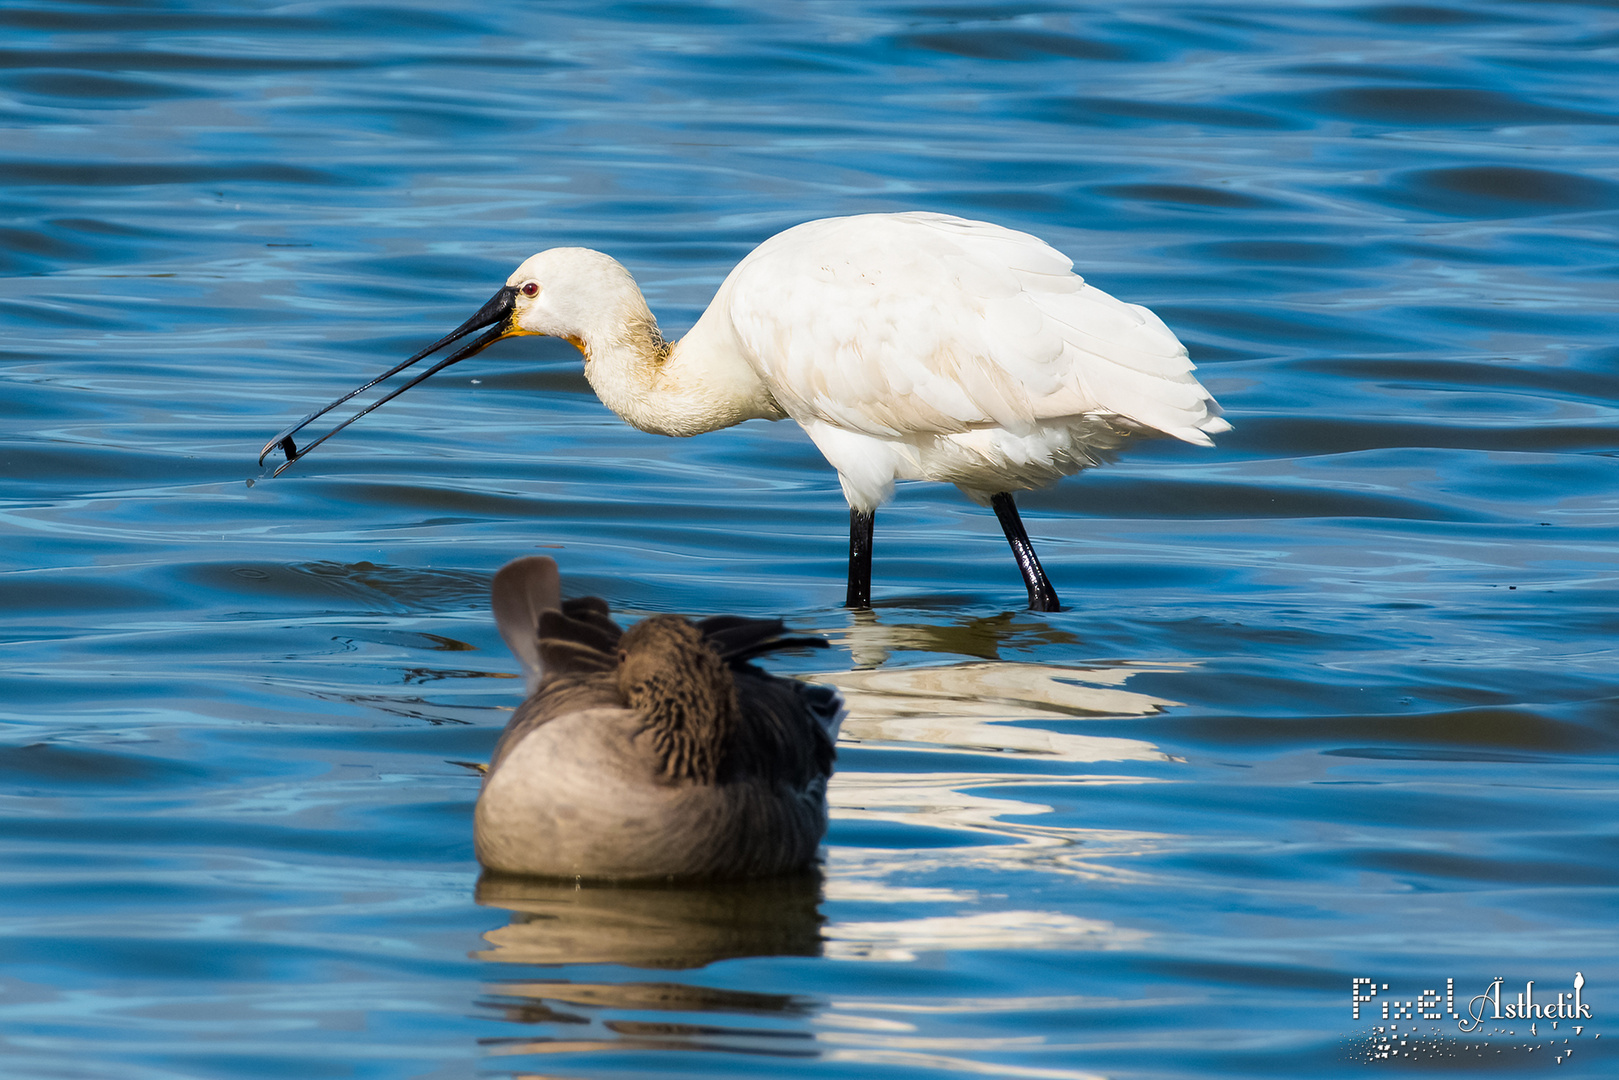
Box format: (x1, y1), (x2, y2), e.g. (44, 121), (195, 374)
(575, 279), (785, 438)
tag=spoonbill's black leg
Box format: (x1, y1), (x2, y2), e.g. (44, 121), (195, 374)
(846, 507), (875, 609)
(990, 492), (1061, 612)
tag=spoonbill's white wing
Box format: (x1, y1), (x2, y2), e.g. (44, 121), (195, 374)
(719, 212), (1228, 446)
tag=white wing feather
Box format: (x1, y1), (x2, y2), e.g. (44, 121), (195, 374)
(720, 212), (1226, 446)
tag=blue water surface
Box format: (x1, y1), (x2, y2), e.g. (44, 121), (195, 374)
(2, 1), (1617, 1077)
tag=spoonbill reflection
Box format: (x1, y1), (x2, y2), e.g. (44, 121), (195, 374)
(261, 212), (1228, 610)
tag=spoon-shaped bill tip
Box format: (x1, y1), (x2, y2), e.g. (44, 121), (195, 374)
(256, 284), (520, 475)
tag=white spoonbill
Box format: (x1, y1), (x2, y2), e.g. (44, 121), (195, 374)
(260, 211), (1229, 611)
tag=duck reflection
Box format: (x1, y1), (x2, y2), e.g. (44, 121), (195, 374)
(479, 992), (816, 1061)
(476, 972), (818, 1060)
(474, 872), (824, 1060)
(473, 869), (824, 969)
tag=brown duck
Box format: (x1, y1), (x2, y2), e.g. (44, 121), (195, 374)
(475, 556), (844, 880)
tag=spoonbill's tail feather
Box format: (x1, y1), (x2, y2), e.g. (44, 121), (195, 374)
(259, 284), (519, 473)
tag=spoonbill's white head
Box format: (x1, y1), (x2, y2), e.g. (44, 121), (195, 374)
(503, 248), (652, 353)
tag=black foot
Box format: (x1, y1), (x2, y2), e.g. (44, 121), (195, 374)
(990, 492), (1061, 612)
(846, 507), (875, 609)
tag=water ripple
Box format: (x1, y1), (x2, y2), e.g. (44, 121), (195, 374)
(2, 1), (1617, 1078)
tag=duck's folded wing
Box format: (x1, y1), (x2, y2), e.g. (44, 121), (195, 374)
(794, 681), (846, 747)
(726, 670), (843, 788)
(697, 617), (840, 785)
(698, 615), (829, 666)
(537, 606), (623, 675)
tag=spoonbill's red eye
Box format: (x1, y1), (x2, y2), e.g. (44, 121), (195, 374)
(520, 282), (539, 297)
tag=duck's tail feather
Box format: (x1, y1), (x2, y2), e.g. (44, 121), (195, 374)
(491, 556), (561, 695)
(492, 557), (624, 694)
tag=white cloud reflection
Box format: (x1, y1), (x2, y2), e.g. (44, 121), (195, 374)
(821, 1048), (1107, 1080)
(823, 910), (1149, 963)
(817, 661), (1187, 892)
(816, 660), (1183, 762)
